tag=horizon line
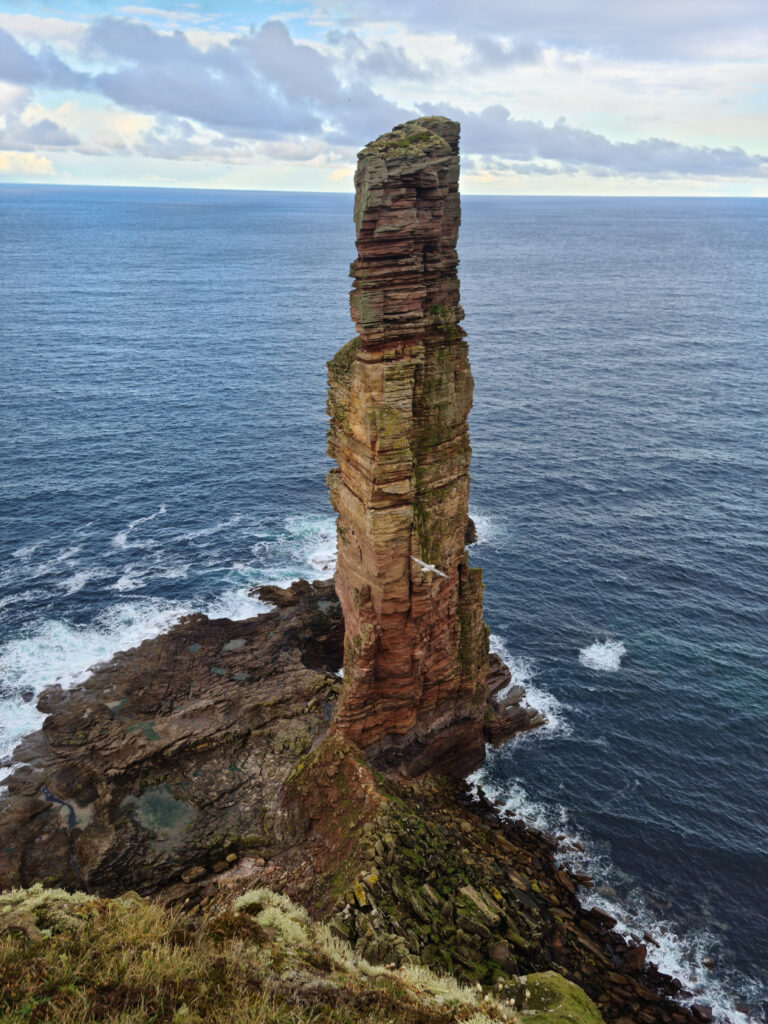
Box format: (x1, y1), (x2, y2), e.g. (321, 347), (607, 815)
(1, 181), (763, 200)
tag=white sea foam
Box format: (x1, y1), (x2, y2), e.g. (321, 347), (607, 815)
(0, 507), (324, 764)
(12, 541), (44, 559)
(30, 545), (83, 579)
(152, 563), (190, 581)
(0, 589), (49, 614)
(490, 638), (536, 694)
(0, 578), (269, 762)
(176, 514), (242, 542)
(468, 769), (754, 1024)
(471, 773), (561, 838)
(308, 549), (336, 574)
(579, 638), (627, 671)
(489, 634), (571, 739)
(284, 514), (337, 578)
(111, 504), (167, 549)
(204, 586), (267, 622)
(62, 569), (101, 596)
(578, 882), (756, 1024)
(468, 509), (506, 547)
(116, 562), (191, 588)
(112, 567), (148, 592)
(0, 599), (187, 760)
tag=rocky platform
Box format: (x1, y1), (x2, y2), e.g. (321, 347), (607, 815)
(0, 580), (343, 895)
(0, 581), (536, 901)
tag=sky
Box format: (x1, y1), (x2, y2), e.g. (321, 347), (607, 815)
(0, 0), (766, 194)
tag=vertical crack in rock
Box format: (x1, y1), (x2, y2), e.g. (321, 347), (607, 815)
(327, 116), (490, 776)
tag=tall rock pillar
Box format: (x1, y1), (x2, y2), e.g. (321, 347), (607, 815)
(327, 116), (489, 775)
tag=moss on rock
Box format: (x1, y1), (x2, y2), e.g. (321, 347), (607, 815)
(519, 971), (606, 1024)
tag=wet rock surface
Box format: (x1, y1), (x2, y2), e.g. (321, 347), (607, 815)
(0, 580), (343, 895)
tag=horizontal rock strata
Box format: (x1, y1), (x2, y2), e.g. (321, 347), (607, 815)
(0, 580), (342, 895)
(328, 116), (515, 775)
(0, 579), (537, 898)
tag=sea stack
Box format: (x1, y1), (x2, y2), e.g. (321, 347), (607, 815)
(327, 116), (490, 775)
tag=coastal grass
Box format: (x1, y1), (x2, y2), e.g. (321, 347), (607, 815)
(0, 886), (513, 1024)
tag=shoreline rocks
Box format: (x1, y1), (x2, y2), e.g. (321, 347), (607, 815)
(0, 580), (343, 895)
(0, 580), (699, 1023)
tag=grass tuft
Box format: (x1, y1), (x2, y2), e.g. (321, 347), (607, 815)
(0, 886), (516, 1024)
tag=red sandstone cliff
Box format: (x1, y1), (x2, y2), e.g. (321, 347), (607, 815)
(327, 117), (495, 774)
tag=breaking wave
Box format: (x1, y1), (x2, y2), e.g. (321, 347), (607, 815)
(467, 769), (755, 1024)
(111, 504), (167, 550)
(489, 633), (571, 739)
(579, 638), (627, 672)
(0, 508), (335, 765)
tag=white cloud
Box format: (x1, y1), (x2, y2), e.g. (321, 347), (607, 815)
(420, 102), (768, 177)
(325, 29), (438, 80)
(0, 6), (764, 193)
(332, 0), (768, 60)
(118, 6), (209, 22)
(469, 36), (544, 69)
(0, 12), (88, 51)
(0, 150), (54, 175)
(0, 115), (79, 150)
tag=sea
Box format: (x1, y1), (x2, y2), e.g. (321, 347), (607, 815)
(1, 185), (766, 1022)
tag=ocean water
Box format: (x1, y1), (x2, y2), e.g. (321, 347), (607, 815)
(1, 185), (766, 1021)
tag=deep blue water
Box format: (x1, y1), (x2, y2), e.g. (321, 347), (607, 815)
(1, 186), (766, 1022)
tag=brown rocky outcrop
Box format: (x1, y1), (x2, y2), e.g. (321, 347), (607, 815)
(0, 120), (540, 900)
(327, 116), (512, 775)
(0, 581), (343, 896)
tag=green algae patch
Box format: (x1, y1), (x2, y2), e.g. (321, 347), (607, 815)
(120, 784), (197, 852)
(222, 637), (247, 652)
(362, 123), (450, 161)
(327, 335), (360, 377)
(125, 720), (160, 741)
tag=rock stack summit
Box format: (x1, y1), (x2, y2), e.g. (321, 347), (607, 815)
(327, 117), (525, 776)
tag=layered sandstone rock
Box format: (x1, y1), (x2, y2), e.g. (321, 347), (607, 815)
(327, 117), (496, 774)
(0, 581), (343, 895)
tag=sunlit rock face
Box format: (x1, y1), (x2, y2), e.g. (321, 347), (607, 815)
(327, 116), (490, 776)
